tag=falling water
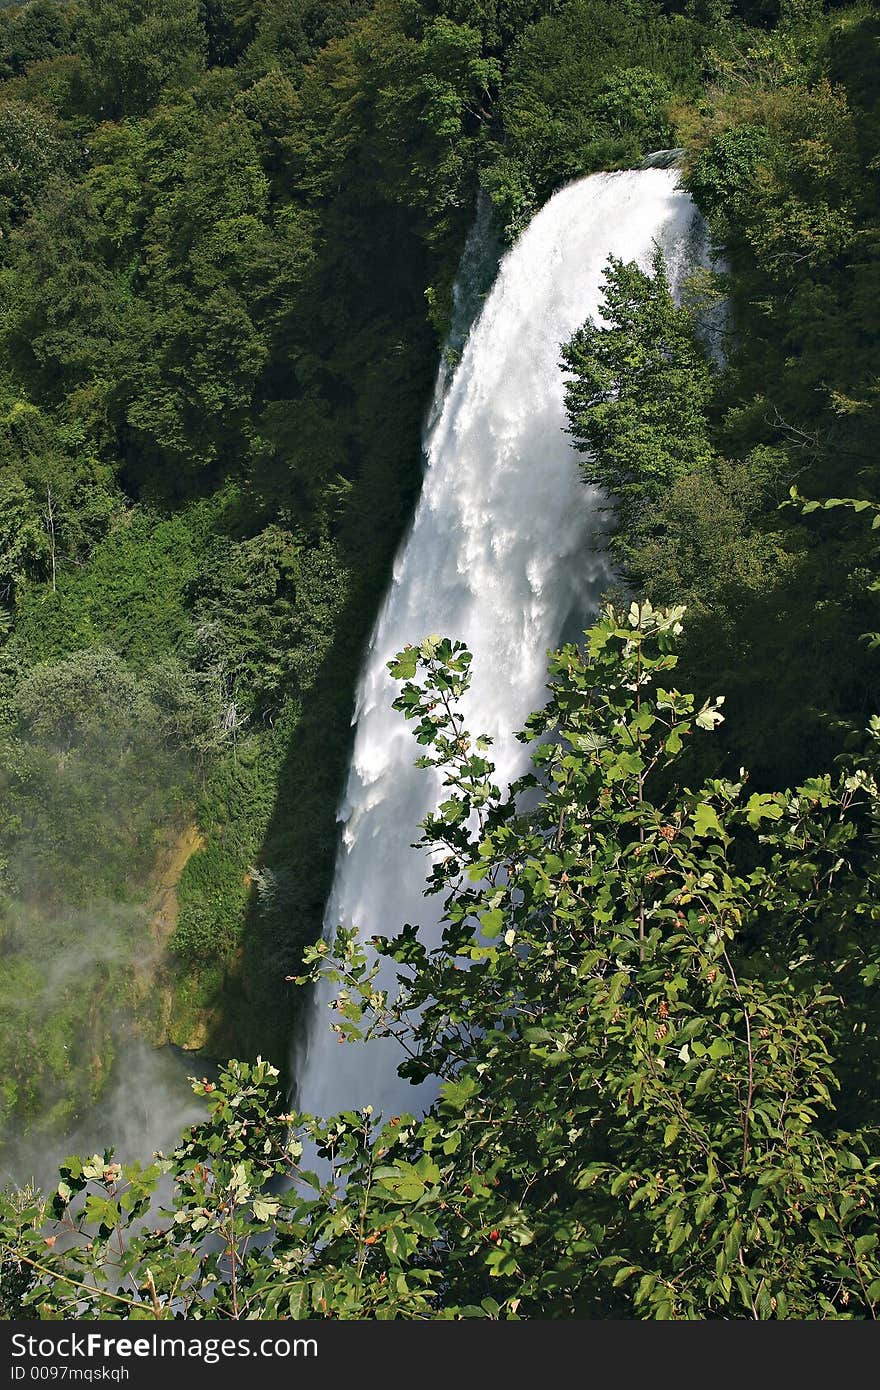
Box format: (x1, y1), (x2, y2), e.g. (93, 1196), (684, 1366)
(296, 168), (704, 1120)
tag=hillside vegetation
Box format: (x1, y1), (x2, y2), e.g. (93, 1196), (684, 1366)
(0, 0), (877, 1310)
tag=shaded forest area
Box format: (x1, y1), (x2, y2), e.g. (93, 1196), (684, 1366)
(0, 0), (877, 1155)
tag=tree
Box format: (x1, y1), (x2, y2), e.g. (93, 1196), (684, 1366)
(6, 606), (880, 1319)
(590, 65), (673, 143)
(0, 1), (72, 83)
(0, 399), (120, 576)
(0, 99), (68, 233)
(5, 646), (197, 902)
(433, 0), (555, 54)
(96, 101), (281, 473)
(0, 180), (133, 402)
(238, 0), (371, 76)
(78, 0), (207, 119)
(192, 526), (349, 717)
(482, 0), (705, 230)
(561, 250), (716, 547)
(285, 2), (498, 236)
(0, 472), (48, 603)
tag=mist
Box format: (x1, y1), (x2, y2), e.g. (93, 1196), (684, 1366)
(0, 647), (210, 1195)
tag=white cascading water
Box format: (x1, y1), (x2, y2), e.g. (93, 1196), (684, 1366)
(296, 168), (703, 1120)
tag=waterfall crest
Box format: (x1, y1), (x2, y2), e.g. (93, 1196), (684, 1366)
(296, 169), (702, 1119)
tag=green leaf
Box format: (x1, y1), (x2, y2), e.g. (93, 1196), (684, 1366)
(389, 650), (419, 680)
(479, 909), (504, 939)
(693, 1066), (716, 1096)
(695, 698), (725, 731)
(665, 727), (683, 754)
(746, 793), (784, 828)
(693, 803), (723, 837)
(376, 1165), (427, 1202)
(252, 1196), (279, 1222)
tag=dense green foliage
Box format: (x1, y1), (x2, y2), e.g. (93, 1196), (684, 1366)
(562, 4), (880, 785)
(4, 611), (880, 1318)
(0, 0), (878, 1322)
(0, 0), (742, 1145)
(561, 250), (717, 532)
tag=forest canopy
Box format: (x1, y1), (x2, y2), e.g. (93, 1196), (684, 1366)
(0, 0), (877, 1319)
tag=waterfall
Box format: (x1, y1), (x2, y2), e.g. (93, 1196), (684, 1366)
(424, 189), (501, 435)
(296, 168), (703, 1120)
